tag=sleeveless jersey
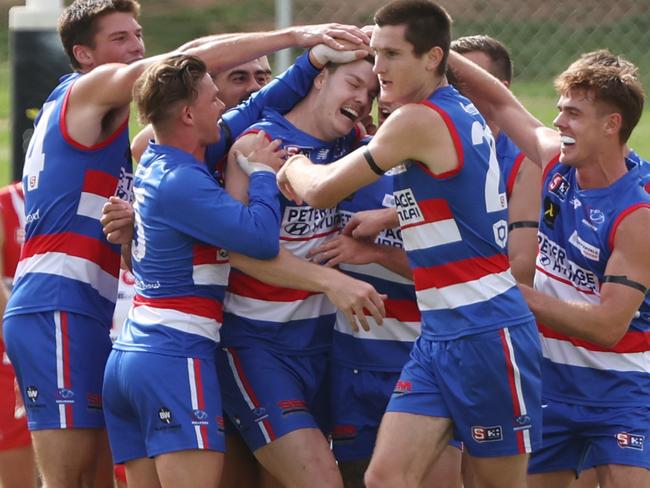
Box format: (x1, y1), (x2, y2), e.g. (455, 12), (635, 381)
(223, 109), (360, 354)
(393, 85), (533, 341)
(535, 157), (650, 407)
(495, 131), (526, 200)
(628, 150), (650, 193)
(114, 143), (281, 359)
(0, 182), (24, 284)
(333, 174), (420, 371)
(6, 73), (133, 327)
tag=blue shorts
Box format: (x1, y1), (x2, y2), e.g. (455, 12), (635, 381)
(528, 400), (650, 474)
(330, 365), (399, 462)
(216, 346), (329, 452)
(103, 349), (225, 463)
(387, 321), (542, 457)
(3, 311), (112, 430)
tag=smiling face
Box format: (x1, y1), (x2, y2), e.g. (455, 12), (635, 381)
(553, 88), (619, 167)
(370, 24), (434, 105)
(312, 59), (379, 140)
(79, 11), (144, 69)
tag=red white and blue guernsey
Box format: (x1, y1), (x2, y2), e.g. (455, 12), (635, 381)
(535, 157), (650, 407)
(386, 86), (541, 457)
(222, 109), (361, 354)
(334, 174), (420, 371)
(393, 86), (533, 340)
(114, 143), (281, 359)
(495, 131), (526, 200)
(6, 72), (133, 327)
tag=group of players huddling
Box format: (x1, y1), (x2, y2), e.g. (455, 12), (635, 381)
(1, 0), (649, 487)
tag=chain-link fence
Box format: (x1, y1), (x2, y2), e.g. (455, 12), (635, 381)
(288, 0), (650, 84)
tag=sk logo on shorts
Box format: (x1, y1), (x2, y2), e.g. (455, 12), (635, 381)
(472, 425), (503, 443)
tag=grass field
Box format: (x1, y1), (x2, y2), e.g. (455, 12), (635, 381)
(0, 62), (648, 185)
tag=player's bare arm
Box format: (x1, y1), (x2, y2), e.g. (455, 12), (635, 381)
(342, 207), (399, 240)
(307, 234), (412, 279)
(278, 103), (453, 208)
(226, 135), (386, 331)
(507, 157), (541, 286)
(520, 207), (650, 347)
(448, 50), (560, 169)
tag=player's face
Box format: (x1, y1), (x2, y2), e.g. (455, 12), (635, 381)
(553, 89), (616, 167)
(211, 58), (272, 110)
(317, 59), (378, 138)
(190, 73), (226, 146)
(370, 24), (431, 105)
(86, 12), (144, 67)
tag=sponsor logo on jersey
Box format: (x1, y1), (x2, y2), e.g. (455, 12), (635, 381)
(543, 197), (560, 228)
(548, 173), (570, 200)
(493, 219), (508, 249)
(87, 393), (102, 410)
(570, 197), (582, 209)
(26, 385), (39, 402)
(116, 167), (134, 202)
(192, 409), (209, 425)
(382, 193), (396, 208)
(285, 145), (313, 158)
(393, 380), (412, 395)
(460, 101), (480, 116)
(588, 207), (605, 226)
(385, 163), (408, 176)
(25, 209), (40, 225)
(568, 231), (601, 261)
(537, 234), (599, 293)
(394, 189), (424, 226)
(158, 407), (173, 424)
(281, 206), (339, 239)
(332, 424), (358, 442)
(472, 425), (503, 442)
(616, 432), (644, 451)
(315, 148), (330, 160)
(513, 415), (532, 432)
(277, 399), (308, 416)
(56, 388), (75, 404)
(216, 415), (225, 432)
(252, 407), (269, 422)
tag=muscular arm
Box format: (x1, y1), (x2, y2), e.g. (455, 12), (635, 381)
(520, 207), (650, 347)
(226, 136), (386, 330)
(279, 104), (454, 208)
(507, 157), (541, 286)
(447, 51), (560, 169)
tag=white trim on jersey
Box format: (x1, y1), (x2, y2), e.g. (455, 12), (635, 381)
(503, 327), (532, 453)
(224, 292), (336, 323)
(187, 358), (204, 449)
(541, 335), (650, 373)
(281, 234), (336, 258)
(192, 263), (230, 287)
(339, 262), (414, 286)
(129, 305), (221, 343)
(223, 349), (272, 444)
(77, 192), (107, 221)
(416, 270), (516, 311)
(54, 311), (67, 429)
(8, 184), (25, 229)
(334, 313), (420, 342)
(402, 219), (462, 252)
(15, 252), (118, 301)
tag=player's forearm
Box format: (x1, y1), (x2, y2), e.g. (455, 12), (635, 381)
(519, 285), (630, 347)
(230, 247), (341, 294)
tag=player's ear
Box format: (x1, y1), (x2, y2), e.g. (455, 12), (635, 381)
(313, 70), (327, 90)
(72, 44), (94, 69)
(604, 112), (622, 138)
(425, 46), (444, 73)
(180, 104), (193, 126)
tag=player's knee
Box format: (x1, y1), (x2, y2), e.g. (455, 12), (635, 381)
(364, 463), (400, 488)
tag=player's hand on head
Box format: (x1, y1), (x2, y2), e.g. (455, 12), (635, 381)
(101, 196), (134, 245)
(237, 130), (286, 175)
(310, 43), (372, 68)
(325, 273), (386, 332)
(294, 23), (369, 50)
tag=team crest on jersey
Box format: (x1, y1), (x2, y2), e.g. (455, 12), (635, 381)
(548, 173), (570, 200)
(394, 189), (424, 226)
(543, 197), (560, 228)
(116, 167), (134, 202)
(616, 432), (644, 451)
(472, 425), (503, 442)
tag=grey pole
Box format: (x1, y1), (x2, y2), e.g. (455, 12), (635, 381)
(275, 0), (293, 72)
(9, 0), (68, 181)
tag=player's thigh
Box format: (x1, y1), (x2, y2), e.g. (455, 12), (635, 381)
(219, 429), (262, 488)
(0, 445), (37, 488)
(124, 457), (161, 488)
(254, 427), (341, 488)
(596, 464), (650, 488)
(528, 470), (581, 488)
(468, 453), (530, 488)
(422, 444), (462, 488)
(568, 468), (597, 488)
(31, 428), (105, 484)
(365, 412), (453, 488)
(155, 449), (223, 488)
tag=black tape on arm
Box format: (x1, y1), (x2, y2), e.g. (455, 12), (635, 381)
(508, 221), (539, 231)
(364, 147), (385, 176)
(602, 275), (648, 294)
